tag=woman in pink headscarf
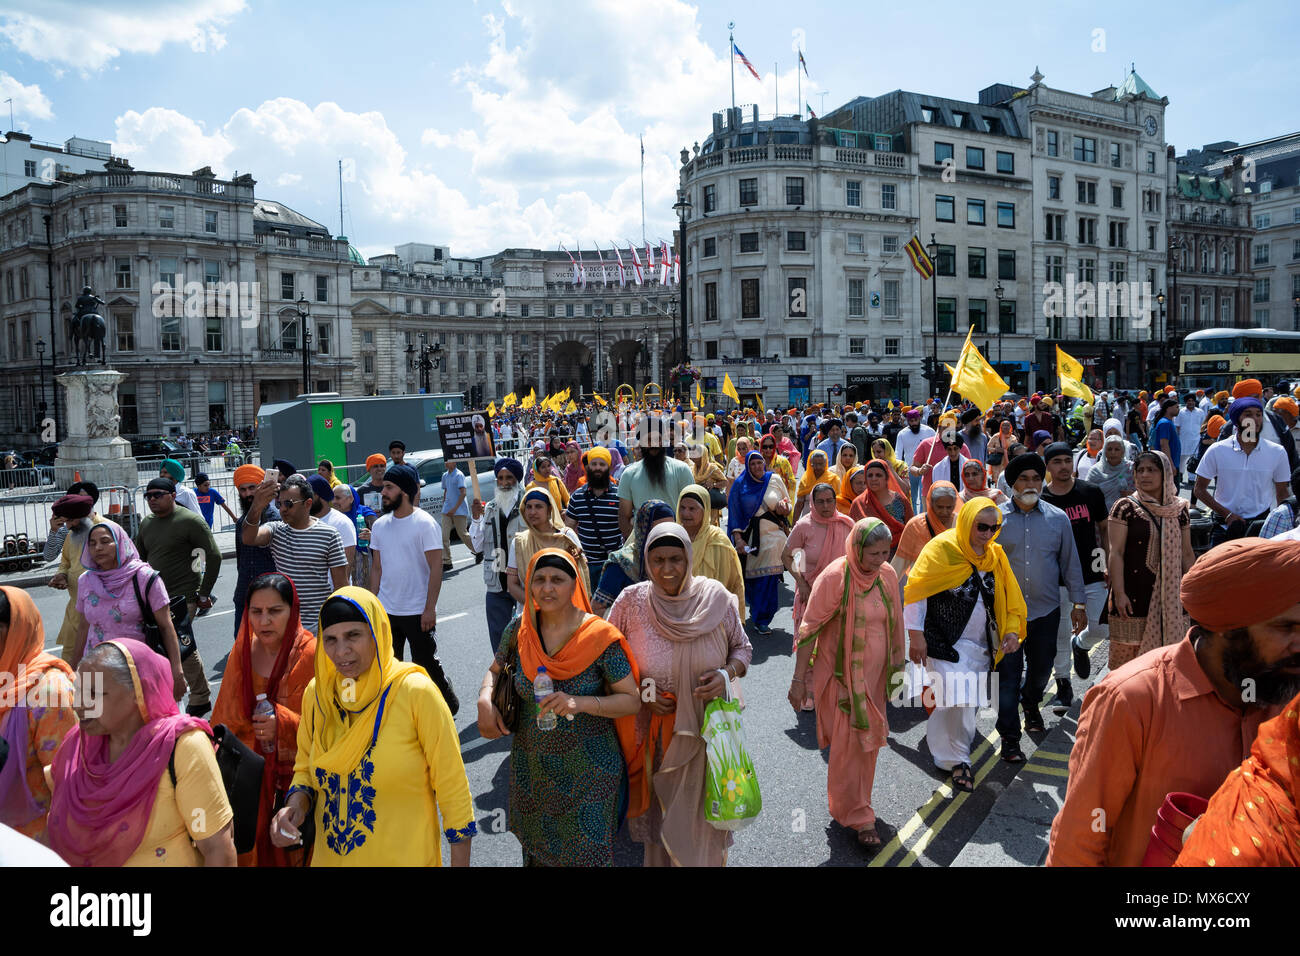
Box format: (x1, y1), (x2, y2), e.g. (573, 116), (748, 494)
(46, 639), (236, 867)
(562, 441), (585, 493)
(774, 423), (802, 475)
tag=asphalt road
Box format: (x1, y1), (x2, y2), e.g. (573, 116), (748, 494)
(24, 529), (1095, 867)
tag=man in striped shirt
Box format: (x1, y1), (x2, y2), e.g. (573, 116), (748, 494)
(242, 473), (348, 633)
(564, 447), (622, 596)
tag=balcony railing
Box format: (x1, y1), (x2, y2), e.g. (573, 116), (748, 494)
(684, 143), (912, 180)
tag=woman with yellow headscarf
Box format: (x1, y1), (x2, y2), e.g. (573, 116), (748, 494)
(870, 437), (909, 483)
(903, 497), (1026, 793)
(508, 486), (590, 602)
(270, 586), (474, 865)
(676, 484), (745, 620)
(792, 449), (839, 523)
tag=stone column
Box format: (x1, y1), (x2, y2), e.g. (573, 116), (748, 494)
(504, 331), (514, 393)
(53, 369), (139, 488)
(651, 331), (661, 385)
(536, 334), (547, 395)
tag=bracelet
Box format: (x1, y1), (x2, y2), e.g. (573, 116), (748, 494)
(593, 696), (601, 716)
(792, 678), (805, 684)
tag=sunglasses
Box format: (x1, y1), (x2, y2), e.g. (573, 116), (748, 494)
(277, 498), (303, 509)
(974, 521), (999, 534)
(144, 491), (171, 501)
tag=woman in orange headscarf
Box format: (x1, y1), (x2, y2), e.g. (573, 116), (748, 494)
(476, 547), (641, 867)
(211, 572), (316, 866)
(850, 459), (914, 555)
(0, 587), (77, 843)
(836, 465), (866, 516)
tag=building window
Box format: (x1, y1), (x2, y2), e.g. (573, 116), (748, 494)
(738, 178), (758, 206)
(848, 278), (864, 316)
(966, 146), (985, 170)
(1110, 142), (1122, 168)
(162, 382), (185, 425)
(741, 338), (762, 358)
(158, 256), (179, 288)
(849, 337), (865, 356)
(846, 180), (861, 206)
(1048, 175), (1060, 200)
(1256, 213), (1271, 229)
(565, 303), (575, 318)
(935, 195), (955, 222)
(1045, 212), (1065, 241)
(18, 267), (28, 299)
(882, 235), (899, 255)
(785, 177), (805, 205)
(114, 257), (133, 289)
(705, 340), (719, 360)
(884, 337), (900, 357)
(584, 303), (593, 317)
(967, 199), (986, 225)
(1255, 278), (1271, 302)
(968, 298), (987, 333)
(998, 250), (1016, 280)
(204, 259), (220, 286)
(206, 317), (223, 352)
(937, 297), (956, 333)
(1047, 131), (1058, 157)
(23, 159), (36, 177)
(846, 232), (864, 254)
(363, 355), (375, 374)
(787, 231), (807, 251)
(520, 304), (530, 318)
(1078, 257), (1096, 284)
(161, 316), (181, 351)
(996, 151), (1014, 174)
(205, 211), (218, 233)
(1109, 260), (1128, 284)
(281, 316), (299, 351)
(703, 236), (717, 257)
(114, 205), (128, 228)
(1077, 217), (1097, 245)
(1073, 135), (1097, 163)
(1046, 255), (1064, 284)
(883, 280), (899, 318)
(703, 183), (717, 213)
(968, 247), (987, 278)
(739, 231), (759, 252)
(1112, 184), (1124, 208)
(316, 275), (328, 302)
(1145, 151), (1156, 173)
(280, 272), (294, 299)
(362, 330), (374, 344)
(935, 244), (956, 277)
(999, 300), (1017, 334)
(1108, 222), (1127, 249)
(741, 278), (760, 317)
(1148, 224), (1158, 250)
(996, 202), (1015, 228)
(789, 337), (809, 357)
(880, 183), (896, 209)
(788, 277), (807, 315)
(115, 313), (135, 352)
(119, 385), (138, 434)
(704, 282), (718, 321)
(934, 142), (954, 164)
(159, 205), (174, 229)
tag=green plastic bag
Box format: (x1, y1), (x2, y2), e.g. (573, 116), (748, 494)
(702, 672), (761, 831)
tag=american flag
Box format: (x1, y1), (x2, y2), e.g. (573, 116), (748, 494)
(733, 43), (760, 81)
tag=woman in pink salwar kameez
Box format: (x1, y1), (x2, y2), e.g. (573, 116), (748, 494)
(789, 517), (905, 848)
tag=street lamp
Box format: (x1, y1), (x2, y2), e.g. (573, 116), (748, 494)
(594, 314), (605, 395)
(640, 323), (650, 389)
(993, 280), (1005, 367)
(296, 295), (312, 395)
(36, 338), (46, 434)
(925, 233), (939, 389)
(672, 182), (692, 392)
(405, 332), (442, 394)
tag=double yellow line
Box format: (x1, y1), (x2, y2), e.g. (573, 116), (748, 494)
(869, 640), (1102, 867)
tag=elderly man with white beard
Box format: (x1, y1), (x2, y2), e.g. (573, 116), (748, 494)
(469, 457), (528, 653)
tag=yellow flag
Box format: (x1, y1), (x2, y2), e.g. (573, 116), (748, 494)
(565, 400), (576, 413)
(887, 400), (894, 411)
(722, 373), (740, 404)
(756, 394), (765, 414)
(1056, 345), (1094, 404)
(520, 388), (536, 409)
(501, 391), (517, 409)
(487, 401), (496, 418)
(944, 363), (957, 378)
(593, 392), (607, 407)
(695, 380), (703, 407)
(950, 326), (1009, 412)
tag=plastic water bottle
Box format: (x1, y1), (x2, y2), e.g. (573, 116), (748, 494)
(355, 513), (368, 548)
(534, 666), (556, 731)
(253, 694), (276, 753)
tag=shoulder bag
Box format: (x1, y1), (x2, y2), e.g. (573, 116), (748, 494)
(491, 623), (523, 732)
(169, 725), (266, 856)
(132, 571), (197, 661)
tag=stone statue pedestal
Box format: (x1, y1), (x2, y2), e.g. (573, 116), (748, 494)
(53, 369), (139, 489)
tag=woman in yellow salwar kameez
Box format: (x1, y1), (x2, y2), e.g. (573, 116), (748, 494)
(270, 586), (475, 865)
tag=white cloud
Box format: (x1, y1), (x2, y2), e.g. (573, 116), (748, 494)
(0, 0), (246, 71)
(275, 173), (302, 187)
(0, 70), (53, 123)
(113, 108), (233, 173)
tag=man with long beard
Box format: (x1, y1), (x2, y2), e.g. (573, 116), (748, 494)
(564, 447), (622, 594)
(232, 464), (278, 636)
(617, 416), (693, 537)
(469, 458), (527, 653)
(1047, 537), (1300, 866)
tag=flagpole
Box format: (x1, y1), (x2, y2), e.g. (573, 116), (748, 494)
(640, 134), (646, 248)
(797, 49), (802, 121)
(729, 23), (736, 112)
(774, 62), (778, 119)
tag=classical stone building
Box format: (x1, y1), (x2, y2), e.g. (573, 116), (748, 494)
(0, 131), (119, 195)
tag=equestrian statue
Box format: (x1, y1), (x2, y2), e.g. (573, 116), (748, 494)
(73, 286), (107, 366)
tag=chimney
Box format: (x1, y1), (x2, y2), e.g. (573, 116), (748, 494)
(1229, 154), (1245, 198)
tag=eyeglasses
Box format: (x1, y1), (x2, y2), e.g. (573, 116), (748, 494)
(974, 521), (999, 534)
(277, 499), (302, 509)
(144, 491), (170, 501)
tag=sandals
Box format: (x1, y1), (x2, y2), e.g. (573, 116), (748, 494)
(1001, 742), (1026, 764)
(950, 763), (974, 792)
(857, 827), (882, 848)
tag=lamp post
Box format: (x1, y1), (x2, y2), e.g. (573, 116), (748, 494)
(296, 295), (312, 395)
(640, 323), (650, 390)
(518, 350), (529, 396)
(1167, 237), (1183, 377)
(672, 178), (692, 395)
(405, 333), (442, 394)
(594, 314), (604, 395)
(36, 338), (47, 434)
(993, 279), (1005, 368)
(925, 233), (939, 390)
(1294, 294), (1300, 332)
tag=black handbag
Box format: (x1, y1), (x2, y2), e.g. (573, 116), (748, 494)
(169, 725), (265, 855)
(708, 487), (729, 513)
(491, 626), (523, 733)
(133, 571), (197, 661)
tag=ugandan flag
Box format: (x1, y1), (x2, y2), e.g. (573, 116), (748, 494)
(906, 235), (934, 280)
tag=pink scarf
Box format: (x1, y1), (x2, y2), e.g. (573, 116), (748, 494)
(47, 639), (212, 867)
(1132, 450), (1189, 653)
(777, 435), (802, 474)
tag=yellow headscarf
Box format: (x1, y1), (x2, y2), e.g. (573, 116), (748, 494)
(796, 449), (840, 498)
(307, 586), (425, 777)
(870, 436), (909, 482)
(676, 484), (745, 620)
(513, 485), (590, 595)
(903, 496), (1027, 664)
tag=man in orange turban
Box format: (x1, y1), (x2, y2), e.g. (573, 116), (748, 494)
(1232, 378), (1262, 399)
(1047, 538), (1300, 866)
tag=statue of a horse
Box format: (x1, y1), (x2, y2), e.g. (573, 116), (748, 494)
(73, 313), (107, 366)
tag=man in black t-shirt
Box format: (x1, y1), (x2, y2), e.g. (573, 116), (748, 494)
(1042, 442), (1110, 711)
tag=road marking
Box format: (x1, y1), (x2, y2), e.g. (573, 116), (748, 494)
(1022, 763), (1070, 778)
(202, 609), (233, 619)
(896, 743), (1005, 866)
(440, 612), (468, 623)
(1031, 749), (1071, 762)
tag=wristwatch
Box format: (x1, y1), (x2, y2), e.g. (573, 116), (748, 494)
(1072, 603), (1085, 611)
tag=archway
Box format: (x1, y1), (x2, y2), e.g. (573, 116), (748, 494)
(549, 339), (592, 397)
(609, 338), (648, 391)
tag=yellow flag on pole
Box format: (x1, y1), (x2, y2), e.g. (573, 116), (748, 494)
(564, 400), (576, 413)
(487, 401), (496, 417)
(520, 389), (536, 409)
(722, 373), (740, 404)
(756, 394), (765, 414)
(501, 392), (517, 409)
(593, 392), (607, 407)
(695, 380), (703, 408)
(950, 326), (1009, 412)
(1056, 345), (1094, 403)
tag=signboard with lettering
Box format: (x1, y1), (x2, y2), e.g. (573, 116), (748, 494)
(435, 410), (496, 463)
(737, 376), (764, 390)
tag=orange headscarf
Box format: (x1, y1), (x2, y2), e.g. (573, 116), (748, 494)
(835, 464), (864, 515)
(1176, 690), (1300, 867)
(0, 586), (72, 725)
(850, 459), (915, 546)
(895, 480), (957, 573)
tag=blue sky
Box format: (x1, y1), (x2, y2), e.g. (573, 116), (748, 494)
(2, 0), (1297, 258)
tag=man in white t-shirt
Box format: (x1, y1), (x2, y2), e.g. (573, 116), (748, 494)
(1175, 393), (1206, 478)
(894, 409), (935, 513)
(308, 475), (357, 579)
(368, 464), (456, 713)
(1194, 398), (1291, 548)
